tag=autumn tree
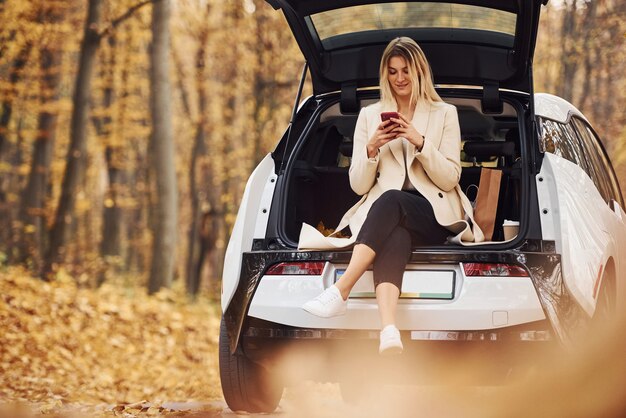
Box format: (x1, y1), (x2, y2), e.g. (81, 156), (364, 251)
(44, 0), (103, 277)
(0, 1), (38, 259)
(180, 1), (215, 296)
(18, 0), (68, 270)
(169, 0), (304, 295)
(535, 0), (625, 184)
(95, 0), (154, 281)
(43, 0), (151, 279)
(147, 0), (177, 294)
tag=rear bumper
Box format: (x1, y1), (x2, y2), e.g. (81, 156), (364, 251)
(222, 242), (588, 354)
(240, 318), (555, 384)
(243, 318), (553, 344)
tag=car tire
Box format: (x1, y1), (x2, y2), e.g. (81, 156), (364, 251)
(219, 318), (283, 413)
(592, 272), (616, 323)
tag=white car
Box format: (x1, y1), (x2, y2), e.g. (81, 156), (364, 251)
(218, 0), (626, 413)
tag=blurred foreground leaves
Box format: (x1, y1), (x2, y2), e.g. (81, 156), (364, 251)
(0, 268), (222, 416)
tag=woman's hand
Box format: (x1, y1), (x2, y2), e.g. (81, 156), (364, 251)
(391, 113), (425, 151)
(366, 120), (399, 158)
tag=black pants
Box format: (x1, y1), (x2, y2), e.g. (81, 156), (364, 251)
(355, 189), (450, 290)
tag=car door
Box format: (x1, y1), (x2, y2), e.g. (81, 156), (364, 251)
(571, 118), (626, 311)
(537, 115), (624, 316)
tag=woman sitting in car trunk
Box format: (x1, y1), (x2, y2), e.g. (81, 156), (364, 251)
(299, 37), (484, 355)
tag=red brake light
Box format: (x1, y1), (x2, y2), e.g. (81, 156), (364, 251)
(463, 263), (528, 277)
(266, 262), (326, 275)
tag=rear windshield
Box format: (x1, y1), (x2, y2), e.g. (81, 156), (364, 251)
(309, 2), (517, 42)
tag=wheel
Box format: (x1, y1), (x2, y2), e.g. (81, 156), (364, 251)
(593, 273), (616, 324)
(219, 318), (283, 413)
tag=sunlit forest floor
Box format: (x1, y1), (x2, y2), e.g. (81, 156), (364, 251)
(2, 266), (626, 418)
(0, 268), (222, 417)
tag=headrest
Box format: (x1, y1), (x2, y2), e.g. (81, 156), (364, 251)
(505, 128), (519, 142)
(340, 82), (359, 114)
(463, 141), (515, 158)
(339, 139), (353, 157)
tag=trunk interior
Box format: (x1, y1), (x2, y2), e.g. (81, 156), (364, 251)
(281, 92), (525, 247)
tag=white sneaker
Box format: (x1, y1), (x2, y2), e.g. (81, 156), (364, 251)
(379, 325), (403, 355)
(302, 285), (348, 318)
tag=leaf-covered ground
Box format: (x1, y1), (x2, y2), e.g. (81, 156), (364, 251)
(0, 268), (222, 417)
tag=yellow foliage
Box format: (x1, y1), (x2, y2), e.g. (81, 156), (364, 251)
(0, 267), (222, 415)
(316, 221), (350, 239)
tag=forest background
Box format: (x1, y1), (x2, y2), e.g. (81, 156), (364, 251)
(0, 0), (624, 295)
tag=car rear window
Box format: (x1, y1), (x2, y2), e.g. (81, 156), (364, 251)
(309, 2), (517, 42)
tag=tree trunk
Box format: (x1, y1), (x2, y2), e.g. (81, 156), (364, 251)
(126, 143), (149, 273)
(602, 23), (617, 131)
(601, 0), (623, 135)
(185, 124), (205, 296)
(18, 40), (61, 271)
(116, 23), (143, 274)
(95, 35), (124, 285)
(185, 11), (211, 296)
(196, 208), (219, 293)
(0, 44), (30, 161)
(101, 148), (124, 256)
(147, 0), (177, 294)
(0, 43), (31, 257)
(171, 48), (192, 123)
(577, 1), (597, 114)
(212, 0), (244, 287)
(557, 0), (578, 102)
(251, 11), (266, 168)
(44, 0), (103, 278)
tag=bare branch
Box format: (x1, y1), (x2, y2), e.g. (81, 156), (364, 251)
(99, 0), (153, 39)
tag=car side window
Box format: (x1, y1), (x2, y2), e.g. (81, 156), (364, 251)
(571, 118), (621, 204)
(539, 118), (589, 171)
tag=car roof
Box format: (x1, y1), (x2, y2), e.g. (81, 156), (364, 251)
(534, 93), (589, 124)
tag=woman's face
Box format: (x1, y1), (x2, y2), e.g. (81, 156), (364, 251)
(387, 55), (412, 99)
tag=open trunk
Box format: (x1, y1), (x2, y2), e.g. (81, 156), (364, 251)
(277, 90), (529, 247)
(262, 0), (548, 249)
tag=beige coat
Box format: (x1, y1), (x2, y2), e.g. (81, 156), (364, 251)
(298, 100), (484, 250)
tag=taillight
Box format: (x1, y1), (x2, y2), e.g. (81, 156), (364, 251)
(266, 262), (325, 275)
(463, 263), (528, 277)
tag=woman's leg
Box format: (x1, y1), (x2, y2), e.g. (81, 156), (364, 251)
(376, 283), (401, 327)
(335, 190), (438, 301)
(370, 194), (448, 353)
(334, 243), (376, 300)
(372, 225), (411, 327)
(303, 190), (447, 319)
(333, 190), (409, 299)
(302, 192), (405, 317)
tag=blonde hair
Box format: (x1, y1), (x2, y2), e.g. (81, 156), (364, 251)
(379, 37), (442, 109)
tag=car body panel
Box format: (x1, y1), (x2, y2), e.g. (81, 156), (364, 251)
(221, 154), (276, 312)
(535, 92), (589, 124)
(534, 170), (557, 242)
(537, 152), (622, 316)
(265, 0), (546, 94)
(610, 202), (626, 312)
(248, 263), (546, 330)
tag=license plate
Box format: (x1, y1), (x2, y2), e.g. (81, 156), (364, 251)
(335, 269), (455, 300)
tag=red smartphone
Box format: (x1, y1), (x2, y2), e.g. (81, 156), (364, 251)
(380, 111), (400, 122)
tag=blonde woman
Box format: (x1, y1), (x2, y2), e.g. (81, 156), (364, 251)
(300, 37), (482, 354)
